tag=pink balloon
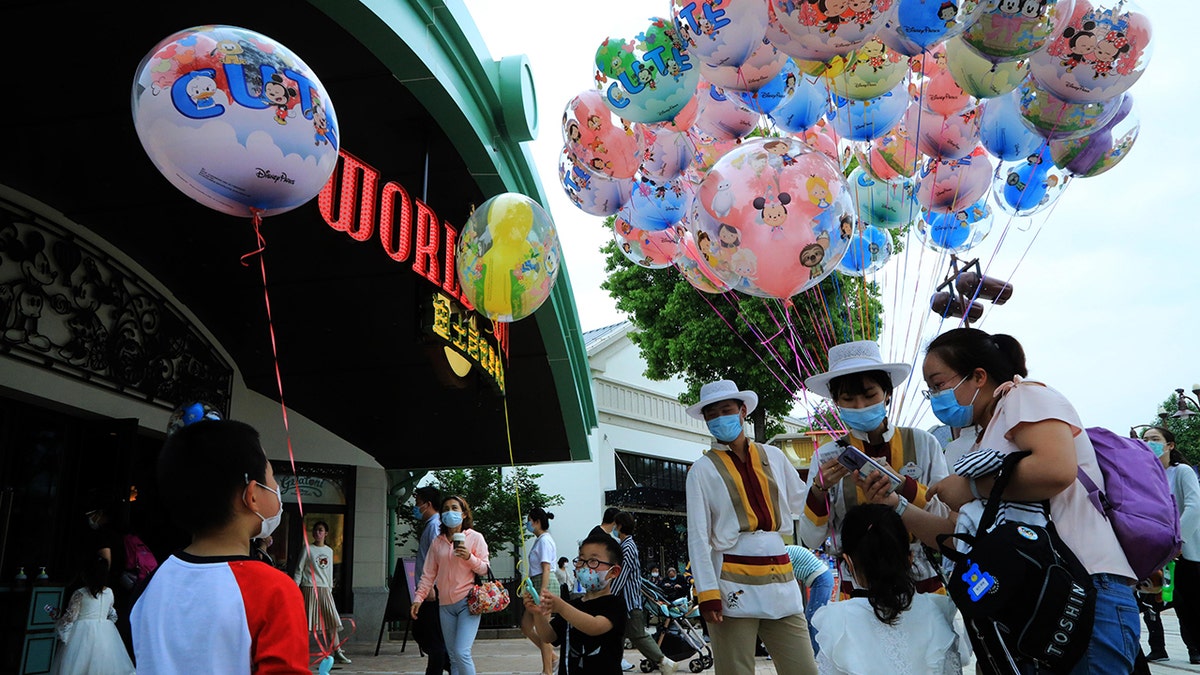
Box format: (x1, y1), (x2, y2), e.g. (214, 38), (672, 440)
(801, 120), (842, 165)
(907, 45), (971, 116)
(686, 125), (745, 175)
(916, 147), (993, 214)
(613, 211), (683, 269)
(701, 40), (789, 93)
(904, 103), (982, 161)
(638, 125), (693, 183)
(562, 90), (644, 179)
(675, 229), (735, 293)
(695, 83), (762, 140)
(768, 0), (895, 62)
(1029, 0), (1153, 104)
(557, 148), (633, 216)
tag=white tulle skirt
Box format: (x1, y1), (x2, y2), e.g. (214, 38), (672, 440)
(52, 618), (135, 675)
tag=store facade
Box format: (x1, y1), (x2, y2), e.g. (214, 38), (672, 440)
(0, 1), (596, 669)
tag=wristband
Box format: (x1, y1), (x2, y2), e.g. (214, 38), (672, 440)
(969, 477), (983, 501)
(894, 495), (909, 517)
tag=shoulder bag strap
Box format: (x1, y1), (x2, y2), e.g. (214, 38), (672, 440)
(977, 450), (1035, 532)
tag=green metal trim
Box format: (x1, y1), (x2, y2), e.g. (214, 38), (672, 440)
(308, 0), (597, 460)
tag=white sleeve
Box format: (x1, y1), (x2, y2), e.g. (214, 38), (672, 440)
(56, 590), (82, 644)
(686, 462), (719, 604)
(773, 445), (809, 521)
(797, 442), (837, 549)
(1177, 467), (1200, 549)
(293, 546), (310, 585)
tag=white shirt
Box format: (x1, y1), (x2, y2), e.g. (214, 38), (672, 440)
(528, 532), (557, 578)
(813, 593), (963, 675)
(1169, 464), (1200, 561)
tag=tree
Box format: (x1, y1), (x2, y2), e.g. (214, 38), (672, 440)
(1146, 392), (1200, 465)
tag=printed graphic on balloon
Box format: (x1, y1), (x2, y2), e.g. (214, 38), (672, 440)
(849, 166), (919, 229)
(1049, 93), (1138, 178)
(613, 207), (683, 269)
(562, 90), (644, 179)
(915, 197), (993, 253)
(672, 0), (770, 70)
(701, 39), (789, 93)
(960, 0), (1076, 63)
(1015, 80), (1123, 140)
(674, 229), (736, 294)
(734, 58), (801, 114)
(991, 146), (1071, 217)
(595, 17), (701, 124)
(824, 37), (908, 102)
(943, 36), (1030, 99)
(1029, 0), (1153, 104)
(908, 44), (970, 116)
(766, 71), (831, 133)
(854, 120), (921, 180)
(626, 175), (694, 232)
(768, 0), (896, 63)
(558, 149), (633, 217)
(916, 147), (994, 214)
(837, 225), (894, 276)
(892, 0), (985, 50)
(131, 25), (340, 218)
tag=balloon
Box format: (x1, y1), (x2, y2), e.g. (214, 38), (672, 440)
(131, 25), (340, 218)
(1029, 0), (1153, 104)
(557, 149), (633, 216)
(695, 84), (762, 140)
(733, 58), (800, 114)
(675, 229), (736, 293)
(904, 101), (983, 160)
(944, 36), (1030, 99)
(1049, 93), (1138, 177)
(908, 44), (971, 116)
(627, 175), (694, 232)
(837, 225), (894, 276)
(877, 15), (929, 57)
(456, 193), (561, 322)
(991, 146), (1071, 216)
(854, 120), (921, 180)
(891, 0), (984, 50)
(692, 137), (855, 299)
(979, 89), (1045, 160)
(672, 0), (770, 70)
(823, 37), (909, 101)
(686, 125), (744, 174)
(916, 147), (994, 213)
(561, 90), (644, 179)
(915, 197), (994, 252)
(594, 17), (702, 124)
(1015, 79), (1122, 140)
(701, 39), (789, 93)
(768, 0), (895, 62)
(654, 91), (701, 133)
(960, 0), (1076, 63)
(613, 209), (682, 269)
(638, 125), (693, 183)
(827, 82), (910, 141)
(766, 71), (831, 133)
(849, 166), (919, 229)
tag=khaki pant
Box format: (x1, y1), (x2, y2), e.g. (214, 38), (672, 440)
(625, 607), (667, 664)
(707, 612), (817, 675)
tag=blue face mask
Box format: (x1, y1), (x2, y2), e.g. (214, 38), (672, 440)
(838, 402), (887, 432)
(525, 521), (535, 534)
(577, 566), (611, 593)
(441, 510), (464, 528)
(706, 414), (744, 442)
(929, 376), (977, 428)
(412, 505), (423, 520)
(1147, 441), (1167, 458)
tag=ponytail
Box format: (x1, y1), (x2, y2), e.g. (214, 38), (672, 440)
(841, 504), (914, 625)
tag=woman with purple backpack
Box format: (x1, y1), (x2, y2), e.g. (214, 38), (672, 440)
(921, 327), (1141, 674)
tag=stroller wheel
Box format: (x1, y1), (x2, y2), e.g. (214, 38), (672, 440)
(701, 655), (713, 668)
(640, 659), (654, 672)
(624, 638), (634, 650)
(689, 659), (704, 672)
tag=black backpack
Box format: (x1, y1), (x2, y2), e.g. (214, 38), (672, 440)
(937, 451), (1096, 674)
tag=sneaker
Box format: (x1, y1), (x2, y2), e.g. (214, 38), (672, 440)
(621, 659), (635, 671)
(1146, 650), (1169, 662)
(659, 657), (678, 674)
(333, 649), (352, 664)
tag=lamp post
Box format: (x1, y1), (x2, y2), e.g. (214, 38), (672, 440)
(1169, 386), (1200, 419)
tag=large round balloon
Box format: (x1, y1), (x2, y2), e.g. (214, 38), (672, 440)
(991, 146), (1071, 216)
(915, 197), (993, 252)
(692, 137), (854, 299)
(558, 149), (633, 216)
(960, 0), (1076, 63)
(1015, 80), (1123, 140)
(734, 58), (800, 114)
(1049, 93), (1138, 177)
(457, 193), (561, 322)
(908, 44), (971, 116)
(891, 0), (984, 51)
(827, 82), (910, 141)
(837, 225), (894, 276)
(850, 167), (919, 229)
(613, 210), (682, 269)
(768, 0), (896, 62)
(675, 229), (736, 293)
(595, 17), (702, 124)
(904, 101), (982, 160)
(695, 84), (762, 140)
(943, 36), (1030, 99)
(916, 147), (994, 213)
(766, 71), (831, 133)
(638, 125), (694, 183)
(979, 91), (1045, 160)
(701, 39), (789, 93)
(673, 0), (770, 70)
(855, 120), (921, 180)
(1029, 0), (1153, 104)
(686, 125), (744, 174)
(131, 25), (340, 218)
(562, 90), (644, 179)
(824, 37), (908, 101)
(627, 175), (694, 232)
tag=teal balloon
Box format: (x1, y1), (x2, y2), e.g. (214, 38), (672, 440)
(849, 167), (918, 230)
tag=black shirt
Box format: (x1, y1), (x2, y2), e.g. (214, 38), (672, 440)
(550, 593), (627, 674)
(587, 525), (609, 540)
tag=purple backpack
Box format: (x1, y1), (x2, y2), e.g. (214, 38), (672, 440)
(1077, 427), (1182, 582)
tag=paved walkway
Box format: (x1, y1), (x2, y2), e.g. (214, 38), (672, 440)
(322, 608), (1200, 674)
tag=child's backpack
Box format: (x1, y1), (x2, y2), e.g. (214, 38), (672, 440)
(1078, 427), (1182, 582)
(121, 533), (159, 590)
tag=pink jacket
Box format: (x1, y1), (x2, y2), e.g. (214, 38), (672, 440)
(413, 529), (490, 605)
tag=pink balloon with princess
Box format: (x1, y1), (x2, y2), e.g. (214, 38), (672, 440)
(1029, 0), (1153, 104)
(562, 90), (644, 179)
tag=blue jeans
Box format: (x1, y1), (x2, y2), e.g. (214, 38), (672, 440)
(805, 570), (835, 656)
(439, 598), (481, 675)
(1068, 574), (1140, 675)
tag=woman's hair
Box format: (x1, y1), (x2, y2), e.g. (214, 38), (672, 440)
(926, 327), (1028, 384)
(614, 510), (636, 536)
(557, 556), (569, 567)
(1146, 426), (1187, 466)
(841, 504), (914, 625)
(829, 370), (894, 402)
(529, 507), (554, 531)
(84, 555), (110, 598)
(312, 520), (329, 536)
(439, 494), (474, 535)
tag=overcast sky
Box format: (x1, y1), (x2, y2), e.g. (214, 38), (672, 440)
(461, 0), (1199, 438)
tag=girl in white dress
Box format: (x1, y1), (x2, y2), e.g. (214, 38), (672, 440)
(811, 504), (962, 675)
(52, 556), (136, 675)
(294, 520), (350, 663)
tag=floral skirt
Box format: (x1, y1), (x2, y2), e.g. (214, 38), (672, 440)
(301, 585), (344, 633)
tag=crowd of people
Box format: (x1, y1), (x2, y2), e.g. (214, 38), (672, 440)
(43, 327), (1200, 675)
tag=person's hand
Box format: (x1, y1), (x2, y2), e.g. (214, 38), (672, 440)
(539, 590), (561, 614)
(454, 543), (471, 560)
(927, 474), (975, 511)
(702, 607), (723, 624)
(410, 601), (421, 620)
(854, 470), (900, 508)
(812, 455), (850, 492)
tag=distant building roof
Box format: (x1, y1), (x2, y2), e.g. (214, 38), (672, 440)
(582, 321), (631, 350)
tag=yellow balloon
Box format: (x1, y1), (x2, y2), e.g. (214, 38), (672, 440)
(944, 37), (1029, 100)
(824, 38), (907, 101)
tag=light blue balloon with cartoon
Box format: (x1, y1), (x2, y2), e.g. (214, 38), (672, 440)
(980, 93), (1045, 161)
(626, 175), (692, 232)
(837, 225), (893, 276)
(992, 146), (1070, 216)
(827, 82), (908, 141)
(894, 0), (983, 50)
(849, 166), (919, 230)
(766, 70), (830, 133)
(916, 197), (993, 253)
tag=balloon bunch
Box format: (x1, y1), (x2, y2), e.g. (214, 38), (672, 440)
(556, 0), (1151, 303)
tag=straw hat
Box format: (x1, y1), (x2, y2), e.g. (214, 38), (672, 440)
(804, 340), (911, 400)
(685, 379), (758, 420)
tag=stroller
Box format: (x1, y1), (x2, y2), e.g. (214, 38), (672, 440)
(638, 578), (713, 673)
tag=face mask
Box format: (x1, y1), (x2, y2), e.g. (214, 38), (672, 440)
(1148, 441), (1167, 458)
(706, 414), (744, 442)
(650, 572), (659, 578)
(611, 527), (620, 540)
(838, 402), (887, 432)
(441, 510), (464, 528)
(250, 483), (282, 540)
(929, 376), (978, 428)
(412, 505), (423, 520)
(525, 521), (535, 534)
(577, 567), (611, 592)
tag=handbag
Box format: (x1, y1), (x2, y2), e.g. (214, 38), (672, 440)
(466, 567), (510, 615)
(937, 451), (1096, 674)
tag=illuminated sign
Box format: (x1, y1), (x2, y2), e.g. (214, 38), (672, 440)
(318, 149), (510, 380)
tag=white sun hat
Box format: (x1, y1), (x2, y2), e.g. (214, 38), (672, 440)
(685, 379), (759, 420)
(804, 340), (911, 400)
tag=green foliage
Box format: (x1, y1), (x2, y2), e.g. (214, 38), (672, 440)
(1146, 392), (1200, 465)
(600, 215), (883, 439)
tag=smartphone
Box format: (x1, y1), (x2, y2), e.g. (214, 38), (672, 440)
(524, 577), (540, 605)
(835, 445), (903, 494)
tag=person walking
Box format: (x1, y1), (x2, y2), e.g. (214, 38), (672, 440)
(412, 485), (451, 675)
(521, 507), (558, 675)
(612, 511), (678, 673)
(51, 556), (136, 675)
(410, 495), (491, 675)
(784, 545), (834, 657)
(684, 379), (817, 675)
(555, 557), (577, 600)
(294, 520), (351, 664)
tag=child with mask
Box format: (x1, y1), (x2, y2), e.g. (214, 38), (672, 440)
(131, 420), (308, 674)
(799, 340), (953, 599)
(522, 533), (628, 674)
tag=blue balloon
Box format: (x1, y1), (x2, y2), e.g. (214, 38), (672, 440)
(767, 72), (830, 134)
(734, 60), (798, 115)
(918, 197), (993, 253)
(626, 175), (692, 232)
(827, 83), (909, 142)
(837, 225), (893, 276)
(895, 0), (958, 49)
(980, 93), (1044, 162)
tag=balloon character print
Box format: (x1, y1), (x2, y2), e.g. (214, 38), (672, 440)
(457, 194), (561, 323)
(132, 25), (340, 218)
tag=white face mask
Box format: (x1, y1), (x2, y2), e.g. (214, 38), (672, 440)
(248, 480), (283, 540)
